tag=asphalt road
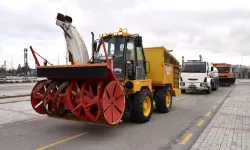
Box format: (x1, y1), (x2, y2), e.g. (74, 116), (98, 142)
(0, 85), (235, 150)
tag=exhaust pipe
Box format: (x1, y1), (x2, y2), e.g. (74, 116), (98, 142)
(91, 32), (94, 61)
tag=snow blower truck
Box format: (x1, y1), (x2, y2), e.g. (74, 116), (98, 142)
(213, 63), (236, 86)
(29, 13), (181, 127)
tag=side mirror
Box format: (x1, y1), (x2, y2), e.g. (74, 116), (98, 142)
(146, 61), (150, 73)
(211, 67), (214, 71)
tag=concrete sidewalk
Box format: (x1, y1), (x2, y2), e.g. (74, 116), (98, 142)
(0, 83), (35, 98)
(190, 80), (250, 150)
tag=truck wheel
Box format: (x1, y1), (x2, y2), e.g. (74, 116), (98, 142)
(154, 86), (172, 113)
(215, 80), (219, 90)
(212, 81), (216, 91)
(212, 80), (219, 91)
(131, 88), (153, 123)
(206, 86), (211, 94)
(181, 89), (186, 93)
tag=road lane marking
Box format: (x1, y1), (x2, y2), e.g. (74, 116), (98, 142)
(213, 105), (217, 109)
(25, 117), (46, 122)
(36, 132), (88, 150)
(180, 133), (193, 145)
(176, 96), (187, 101)
(0, 126), (3, 128)
(206, 111), (212, 116)
(197, 120), (204, 127)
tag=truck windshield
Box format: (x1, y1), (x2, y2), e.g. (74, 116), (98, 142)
(217, 67), (230, 73)
(182, 62), (206, 73)
(95, 36), (125, 59)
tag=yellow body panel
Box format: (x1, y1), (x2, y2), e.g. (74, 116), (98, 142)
(173, 88), (181, 97)
(144, 47), (181, 96)
(123, 79), (152, 93)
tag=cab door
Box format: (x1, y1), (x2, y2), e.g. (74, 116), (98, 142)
(134, 36), (146, 80)
(112, 37), (126, 80)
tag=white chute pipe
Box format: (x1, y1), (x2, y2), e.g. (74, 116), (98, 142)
(56, 13), (89, 64)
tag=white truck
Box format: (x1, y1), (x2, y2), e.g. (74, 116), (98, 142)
(180, 55), (219, 94)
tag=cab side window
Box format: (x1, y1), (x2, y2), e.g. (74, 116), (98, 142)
(126, 39), (135, 61)
(136, 47), (144, 66)
(136, 46), (146, 79)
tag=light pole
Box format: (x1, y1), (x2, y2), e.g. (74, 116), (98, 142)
(24, 48), (28, 82)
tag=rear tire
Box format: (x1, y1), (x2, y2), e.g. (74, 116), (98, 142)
(215, 79), (219, 90)
(212, 81), (216, 91)
(131, 88), (153, 123)
(212, 79), (219, 91)
(154, 86), (172, 113)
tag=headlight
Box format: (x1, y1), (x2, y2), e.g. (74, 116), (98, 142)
(200, 83), (207, 86)
(180, 82), (185, 86)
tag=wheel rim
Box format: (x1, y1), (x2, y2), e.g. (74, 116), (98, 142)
(143, 96), (151, 116)
(166, 91), (171, 108)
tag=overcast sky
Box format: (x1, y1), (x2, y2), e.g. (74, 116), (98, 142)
(0, 0), (250, 69)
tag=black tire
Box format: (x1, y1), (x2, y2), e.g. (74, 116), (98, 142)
(215, 79), (219, 91)
(212, 81), (216, 91)
(212, 79), (218, 91)
(131, 88), (153, 123)
(53, 81), (69, 117)
(154, 86), (172, 113)
(206, 85), (212, 94)
(42, 81), (59, 116)
(181, 89), (186, 93)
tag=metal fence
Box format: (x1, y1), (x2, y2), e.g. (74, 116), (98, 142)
(0, 76), (46, 84)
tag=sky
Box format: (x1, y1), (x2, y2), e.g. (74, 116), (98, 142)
(0, 0), (250, 69)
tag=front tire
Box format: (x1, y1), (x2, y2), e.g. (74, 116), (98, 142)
(206, 85), (212, 94)
(131, 88), (153, 123)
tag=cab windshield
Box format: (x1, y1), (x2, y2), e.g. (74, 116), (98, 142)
(217, 67), (230, 73)
(94, 36), (126, 59)
(182, 62), (206, 73)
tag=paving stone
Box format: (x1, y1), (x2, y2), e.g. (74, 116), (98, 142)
(190, 83), (250, 150)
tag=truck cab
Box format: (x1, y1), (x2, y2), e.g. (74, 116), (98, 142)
(213, 63), (236, 86)
(180, 55), (219, 94)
